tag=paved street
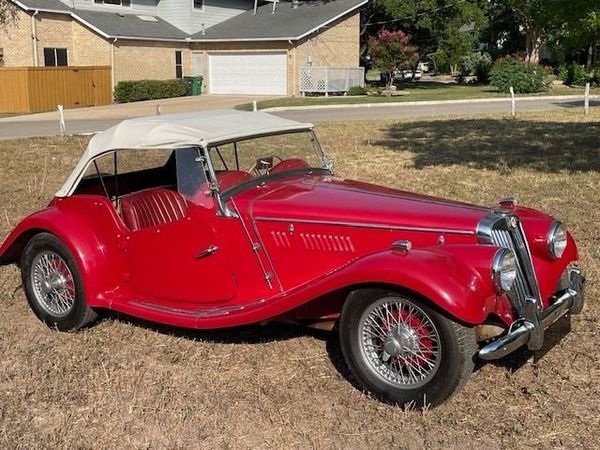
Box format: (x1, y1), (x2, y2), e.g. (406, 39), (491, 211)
(0, 97), (597, 140)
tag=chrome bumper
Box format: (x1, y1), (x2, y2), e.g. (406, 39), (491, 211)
(479, 267), (585, 360)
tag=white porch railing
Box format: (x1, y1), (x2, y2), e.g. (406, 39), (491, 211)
(299, 66), (365, 96)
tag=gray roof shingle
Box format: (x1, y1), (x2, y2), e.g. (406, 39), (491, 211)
(75, 10), (189, 40)
(192, 0), (367, 40)
(15, 0), (71, 12)
(13, 0), (366, 41)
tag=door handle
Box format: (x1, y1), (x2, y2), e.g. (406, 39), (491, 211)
(195, 245), (218, 259)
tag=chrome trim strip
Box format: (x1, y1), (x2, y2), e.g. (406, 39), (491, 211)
(254, 216), (475, 235)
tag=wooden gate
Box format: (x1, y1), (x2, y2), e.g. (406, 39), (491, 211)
(0, 66), (112, 113)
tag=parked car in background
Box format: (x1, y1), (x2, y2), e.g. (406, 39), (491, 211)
(0, 111), (585, 408)
(395, 69), (423, 80)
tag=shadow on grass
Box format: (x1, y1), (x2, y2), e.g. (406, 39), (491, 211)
(375, 117), (600, 172)
(102, 310), (331, 345)
(475, 315), (573, 373)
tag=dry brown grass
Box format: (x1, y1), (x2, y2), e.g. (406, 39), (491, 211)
(0, 110), (599, 449)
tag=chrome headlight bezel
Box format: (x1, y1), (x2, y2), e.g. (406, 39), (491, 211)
(547, 221), (568, 260)
(492, 249), (518, 293)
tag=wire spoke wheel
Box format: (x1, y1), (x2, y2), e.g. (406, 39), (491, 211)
(358, 296), (442, 389)
(30, 250), (76, 318)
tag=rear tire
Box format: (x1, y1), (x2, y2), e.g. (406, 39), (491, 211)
(339, 289), (476, 408)
(21, 233), (97, 331)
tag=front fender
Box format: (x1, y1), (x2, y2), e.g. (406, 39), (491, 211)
(332, 244), (505, 325)
(0, 200), (122, 307)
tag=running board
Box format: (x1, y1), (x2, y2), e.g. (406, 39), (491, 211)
(128, 299), (267, 318)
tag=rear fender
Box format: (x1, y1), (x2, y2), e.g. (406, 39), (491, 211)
(332, 244), (506, 325)
(0, 201), (122, 307)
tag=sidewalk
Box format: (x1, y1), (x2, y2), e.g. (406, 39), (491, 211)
(0, 94), (278, 123)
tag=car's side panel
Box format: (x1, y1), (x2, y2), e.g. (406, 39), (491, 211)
(104, 244), (507, 329)
(253, 219), (475, 293)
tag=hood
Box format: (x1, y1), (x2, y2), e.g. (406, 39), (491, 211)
(246, 175), (491, 234)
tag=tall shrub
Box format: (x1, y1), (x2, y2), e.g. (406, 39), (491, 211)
(490, 58), (546, 93)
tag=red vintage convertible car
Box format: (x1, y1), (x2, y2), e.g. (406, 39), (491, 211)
(0, 111), (584, 407)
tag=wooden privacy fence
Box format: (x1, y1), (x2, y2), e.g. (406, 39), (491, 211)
(0, 66), (112, 113)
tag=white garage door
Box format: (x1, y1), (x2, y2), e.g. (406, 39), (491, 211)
(209, 52), (287, 95)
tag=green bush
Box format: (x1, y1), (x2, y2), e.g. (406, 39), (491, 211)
(489, 59), (546, 94)
(474, 53), (493, 84)
(567, 64), (590, 86)
(114, 79), (188, 103)
(557, 64), (569, 82)
(347, 86), (368, 96)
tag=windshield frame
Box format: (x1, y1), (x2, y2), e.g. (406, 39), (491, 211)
(202, 129), (332, 214)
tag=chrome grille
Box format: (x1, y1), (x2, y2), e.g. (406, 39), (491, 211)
(491, 228), (533, 311)
(478, 211), (541, 315)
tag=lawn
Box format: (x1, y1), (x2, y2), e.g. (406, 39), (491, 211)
(0, 109), (599, 448)
(236, 82), (600, 110)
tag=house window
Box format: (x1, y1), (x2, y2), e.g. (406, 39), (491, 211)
(193, 0), (204, 10)
(175, 51), (183, 78)
(44, 48), (68, 67)
(93, 0), (131, 6)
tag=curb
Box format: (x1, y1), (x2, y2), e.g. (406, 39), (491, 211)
(261, 95), (600, 112)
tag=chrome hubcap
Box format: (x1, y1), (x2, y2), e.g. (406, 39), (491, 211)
(359, 297), (442, 389)
(30, 251), (75, 317)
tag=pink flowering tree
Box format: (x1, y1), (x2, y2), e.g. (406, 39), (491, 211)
(369, 29), (418, 90)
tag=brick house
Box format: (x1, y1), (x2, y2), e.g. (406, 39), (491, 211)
(0, 0), (365, 96)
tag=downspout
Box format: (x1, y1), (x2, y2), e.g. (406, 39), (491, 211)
(110, 37), (117, 93)
(31, 10), (39, 66)
(288, 39), (295, 96)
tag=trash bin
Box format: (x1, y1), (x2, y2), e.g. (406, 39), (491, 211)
(184, 76), (202, 96)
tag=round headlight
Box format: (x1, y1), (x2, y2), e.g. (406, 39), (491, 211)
(547, 222), (567, 259)
(492, 249), (518, 293)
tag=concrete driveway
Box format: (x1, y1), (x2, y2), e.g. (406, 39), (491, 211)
(0, 94), (277, 124)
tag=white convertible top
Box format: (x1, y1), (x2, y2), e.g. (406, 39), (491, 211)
(56, 110), (313, 197)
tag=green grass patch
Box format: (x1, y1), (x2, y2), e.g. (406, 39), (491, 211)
(236, 82), (599, 110)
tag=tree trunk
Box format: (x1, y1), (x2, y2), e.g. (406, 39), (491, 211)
(525, 27), (542, 66)
(586, 43), (594, 69)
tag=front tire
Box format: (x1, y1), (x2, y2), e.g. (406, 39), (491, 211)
(339, 290), (477, 408)
(21, 233), (97, 331)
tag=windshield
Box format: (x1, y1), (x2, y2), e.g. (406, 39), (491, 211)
(208, 130), (326, 194)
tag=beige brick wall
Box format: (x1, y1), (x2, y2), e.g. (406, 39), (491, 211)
(70, 21), (111, 66)
(35, 12), (73, 65)
(0, 7), (360, 96)
(292, 12), (360, 95)
(0, 8), (35, 66)
(0, 10), (110, 68)
(113, 40), (192, 82)
(191, 12), (360, 96)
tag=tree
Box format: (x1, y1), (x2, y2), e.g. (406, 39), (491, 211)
(0, 0), (17, 26)
(369, 29), (418, 90)
(367, 0), (488, 72)
(553, 2), (600, 68)
(506, 0), (552, 65)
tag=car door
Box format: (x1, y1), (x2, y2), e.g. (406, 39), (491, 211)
(122, 147), (237, 304)
(125, 205), (236, 303)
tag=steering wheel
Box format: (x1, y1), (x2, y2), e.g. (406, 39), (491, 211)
(250, 155), (283, 177)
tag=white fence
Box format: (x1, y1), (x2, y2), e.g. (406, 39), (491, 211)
(299, 67), (365, 96)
